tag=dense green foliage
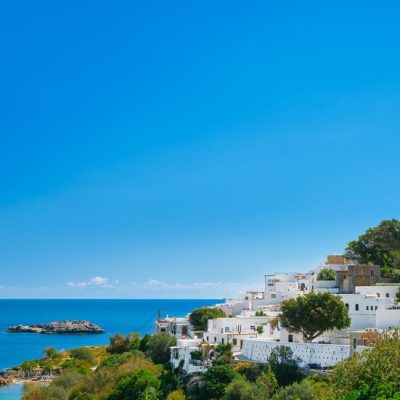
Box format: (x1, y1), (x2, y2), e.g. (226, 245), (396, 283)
(189, 308), (227, 331)
(346, 219), (400, 276)
(21, 328), (400, 400)
(267, 346), (302, 387)
(147, 333), (177, 365)
(317, 268), (336, 281)
(331, 330), (400, 400)
(280, 292), (351, 341)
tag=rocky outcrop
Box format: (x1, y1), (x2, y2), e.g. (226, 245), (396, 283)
(8, 320), (104, 334)
(0, 373), (13, 386)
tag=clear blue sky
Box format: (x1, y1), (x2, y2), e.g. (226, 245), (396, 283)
(1, 1), (399, 298)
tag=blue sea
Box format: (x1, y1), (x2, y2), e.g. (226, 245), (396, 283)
(0, 299), (219, 399)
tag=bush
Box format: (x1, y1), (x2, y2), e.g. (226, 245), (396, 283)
(272, 380), (316, 400)
(107, 332), (141, 354)
(201, 365), (238, 399)
(70, 347), (95, 363)
(317, 268), (336, 281)
(166, 389), (186, 400)
(147, 333), (177, 365)
(268, 346), (302, 387)
(108, 369), (160, 400)
(223, 376), (253, 400)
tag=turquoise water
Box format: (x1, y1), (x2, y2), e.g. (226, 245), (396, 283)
(0, 299), (219, 399)
(0, 383), (23, 400)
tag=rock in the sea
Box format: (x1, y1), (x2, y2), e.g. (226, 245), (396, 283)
(7, 320), (104, 334)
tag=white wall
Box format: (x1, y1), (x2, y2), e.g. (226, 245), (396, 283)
(356, 286), (399, 300)
(207, 316), (269, 334)
(241, 339), (368, 368)
(376, 308), (400, 329)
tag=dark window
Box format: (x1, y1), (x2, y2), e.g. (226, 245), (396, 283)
(214, 337), (217, 342)
(288, 334), (293, 343)
(353, 338), (357, 349)
(386, 293), (390, 298)
(375, 306), (378, 310)
(345, 303), (349, 308)
(355, 304), (359, 311)
(233, 339), (237, 346)
(222, 338), (224, 345)
(366, 306), (369, 310)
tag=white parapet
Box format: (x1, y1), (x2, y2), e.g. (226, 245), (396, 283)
(241, 338), (369, 368)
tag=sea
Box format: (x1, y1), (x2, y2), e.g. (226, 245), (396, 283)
(0, 299), (220, 399)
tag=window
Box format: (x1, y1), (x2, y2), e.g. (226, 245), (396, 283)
(375, 306), (378, 310)
(345, 303), (349, 309)
(371, 270), (374, 276)
(355, 304), (359, 311)
(233, 339), (237, 346)
(377, 293), (380, 297)
(271, 294), (276, 299)
(207, 336), (209, 342)
(288, 334), (293, 343)
(386, 293), (390, 298)
(221, 338), (224, 345)
(366, 306), (369, 310)
(214, 337), (217, 342)
(353, 338), (357, 349)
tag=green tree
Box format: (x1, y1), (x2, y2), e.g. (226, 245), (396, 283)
(70, 347), (95, 363)
(189, 308), (227, 331)
(43, 347), (61, 360)
(212, 343), (233, 365)
(268, 346), (302, 387)
(201, 365), (238, 399)
(280, 292), (351, 342)
(256, 325), (264, 334)
(166, 389), (186, 400)
(21, 360), (38, 377)
(223, 376), (253, 400)
(272, 380), (316, 400)
(139, 334), (152, 352)
(236, 362), (264, 382)
(331, 329), (400, 400)
(346, 219), (400, 275)
(253, 367), (279, 398)
(316, 268), (335, 281)
(107, 332), (141, 354)
(108, 369), (160, 400)
(147, 333), (177, 365)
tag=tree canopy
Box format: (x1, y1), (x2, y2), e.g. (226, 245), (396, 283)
(189, 307), (227, 331)
(346, 219), (400, 276)
(280, 292), (351, 342)
(316, 268), (335, 281)
(147, 333), (177, 365)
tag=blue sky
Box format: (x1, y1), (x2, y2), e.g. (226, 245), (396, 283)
(1, 1), (399, 298)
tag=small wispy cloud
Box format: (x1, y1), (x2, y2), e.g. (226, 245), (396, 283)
(145, 278), (248, 291)
(68, 276), (116, 289)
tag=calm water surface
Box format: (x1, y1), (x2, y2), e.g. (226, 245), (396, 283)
(0, 299), (220, 399)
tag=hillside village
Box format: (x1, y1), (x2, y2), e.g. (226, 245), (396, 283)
(155, 254), (400, 374)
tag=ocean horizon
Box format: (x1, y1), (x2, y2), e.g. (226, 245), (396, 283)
(0, 299), (220, 370)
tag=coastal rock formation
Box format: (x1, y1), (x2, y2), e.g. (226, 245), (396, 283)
(0, 373), (13, 386)
(7, 320), (104, 334)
